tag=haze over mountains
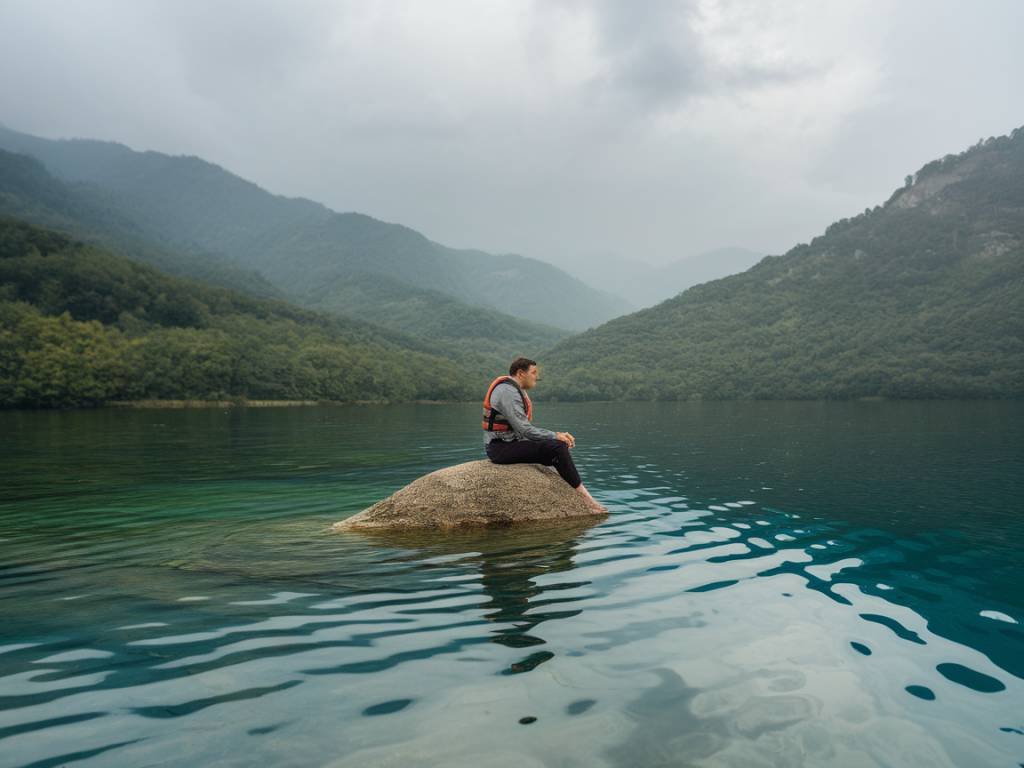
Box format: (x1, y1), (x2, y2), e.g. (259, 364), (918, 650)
(1, 123), (1021, 406)
(556, 247), (765, 308)
(544, 129), (1024, 400)
(0, 124), (630, 339)
(0, 146), (285, 299)
(0, 218), (483, 407)
(0, 146), (579, 363)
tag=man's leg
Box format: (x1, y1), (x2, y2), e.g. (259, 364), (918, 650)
(534, 442), (606, 512)
(487, 438), (581, 488)
(487, 439), (606, 512)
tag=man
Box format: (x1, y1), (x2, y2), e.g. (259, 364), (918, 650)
(483, 357), (607, 513)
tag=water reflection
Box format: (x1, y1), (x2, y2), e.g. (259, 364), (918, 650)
(341, 518), (599, 675)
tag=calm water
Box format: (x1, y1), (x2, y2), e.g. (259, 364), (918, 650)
(1, 402), (1021, 768)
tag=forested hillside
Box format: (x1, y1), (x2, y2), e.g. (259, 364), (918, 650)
(542, 129), (1024, 400)
(6, 125), (1020, 407)
(0, 219), (482, 408)
(0, 124), (630, 332)
(0, 148), (281, 298)
(0, 147), (568, 358)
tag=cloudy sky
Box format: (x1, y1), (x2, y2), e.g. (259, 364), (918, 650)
(1, 0), (1020, 269)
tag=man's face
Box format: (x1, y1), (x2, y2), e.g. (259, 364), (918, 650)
(519, 364), (540, 390)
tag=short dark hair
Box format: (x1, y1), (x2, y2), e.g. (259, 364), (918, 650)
(509, 357), (537, 376)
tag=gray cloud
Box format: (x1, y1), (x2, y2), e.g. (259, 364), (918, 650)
(582, 0), (706, 110)
(0, 0), (1021, 276)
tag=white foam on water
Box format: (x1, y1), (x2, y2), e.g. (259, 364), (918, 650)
(979, 610), (1017, 624)
(748, 538), (774, 550)
(733, 523), (751, 530)
(0, 643), (38, 655)
(178, 596), (210, 602)
(775, 534), (795, 542)
(431, 573), (483, 583)
(708, 505), (729, 512)
(417, 553), (482, 566)
(231, 591), (321, 606)
(876, 583), (894, 591)
(117, 622), (169, 630)
(34, 649), (115, 663)
(806, 558), (864, 582)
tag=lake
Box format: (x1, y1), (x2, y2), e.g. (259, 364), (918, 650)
(1, 402), (1021, 767)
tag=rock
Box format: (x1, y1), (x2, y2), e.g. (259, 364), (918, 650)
(333, 460), (605, 530)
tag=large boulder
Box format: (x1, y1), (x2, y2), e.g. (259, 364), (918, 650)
(333, 460), (605, 530)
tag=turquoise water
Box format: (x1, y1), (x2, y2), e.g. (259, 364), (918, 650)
(1, 402), (1021, 767)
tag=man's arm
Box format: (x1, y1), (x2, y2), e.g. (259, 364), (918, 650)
(492, 385), (557, 442)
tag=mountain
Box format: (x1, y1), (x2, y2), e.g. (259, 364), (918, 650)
(0, 146), (568, 358)
(298, 270), (566, 353)
(0, 218), (483, 408)
(0, 124), (631, 332)
(542, 128), (1024, 400)
(553, 246), (764, 308)
(0, 148), (283, 299)
(656, 248), (765, 301)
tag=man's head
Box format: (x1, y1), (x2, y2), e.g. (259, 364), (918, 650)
(509, 357), (539, 390)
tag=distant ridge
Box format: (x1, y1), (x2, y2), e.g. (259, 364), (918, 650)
(557, 246), (765, 308)
(0, 123), (631, 333)
(0, 143), (569, 359)
(0, 217), (481, 408)
(0, 146), (283, 298)
(542, 128), (1024, 400)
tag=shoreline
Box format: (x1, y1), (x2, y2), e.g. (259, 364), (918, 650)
(3, 397), (1015, 412)
(105, 399), (463, 409)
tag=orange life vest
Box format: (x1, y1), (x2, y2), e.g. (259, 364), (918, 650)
(482, 376), (532, 432)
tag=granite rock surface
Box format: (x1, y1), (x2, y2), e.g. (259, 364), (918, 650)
(333, 460), (604, 530)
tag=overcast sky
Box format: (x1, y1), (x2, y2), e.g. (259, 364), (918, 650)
(1, 0), (1021, 268)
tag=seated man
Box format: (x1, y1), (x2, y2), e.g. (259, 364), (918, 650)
(483, 357), (606, 513)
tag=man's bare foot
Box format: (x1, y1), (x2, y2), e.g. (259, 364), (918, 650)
(576, 483), (608, 513)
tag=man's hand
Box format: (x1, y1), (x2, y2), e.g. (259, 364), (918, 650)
(556, 431), (576, 448)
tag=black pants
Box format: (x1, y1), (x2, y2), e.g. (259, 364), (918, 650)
(486, 438), (581, 488)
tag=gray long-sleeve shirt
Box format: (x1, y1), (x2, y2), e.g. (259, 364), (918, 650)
(483, 381), (557, 446)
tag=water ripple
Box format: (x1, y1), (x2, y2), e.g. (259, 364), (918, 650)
(1, 402), (1021, 766)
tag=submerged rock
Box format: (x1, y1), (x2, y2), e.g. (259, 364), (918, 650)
(333, 460), (604, 530)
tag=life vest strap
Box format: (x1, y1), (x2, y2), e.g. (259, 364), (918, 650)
(482, 376), (532, 432)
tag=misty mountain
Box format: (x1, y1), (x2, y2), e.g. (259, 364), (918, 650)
(557, 246), (765, 308)
(0, 218), (484, 407)
(298, 270), (567, 354)
(542, 129), (1024, 400)
(0, 148), (283, 299)
(0, 146), (567, 358)
(0, 124), (631, 332)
